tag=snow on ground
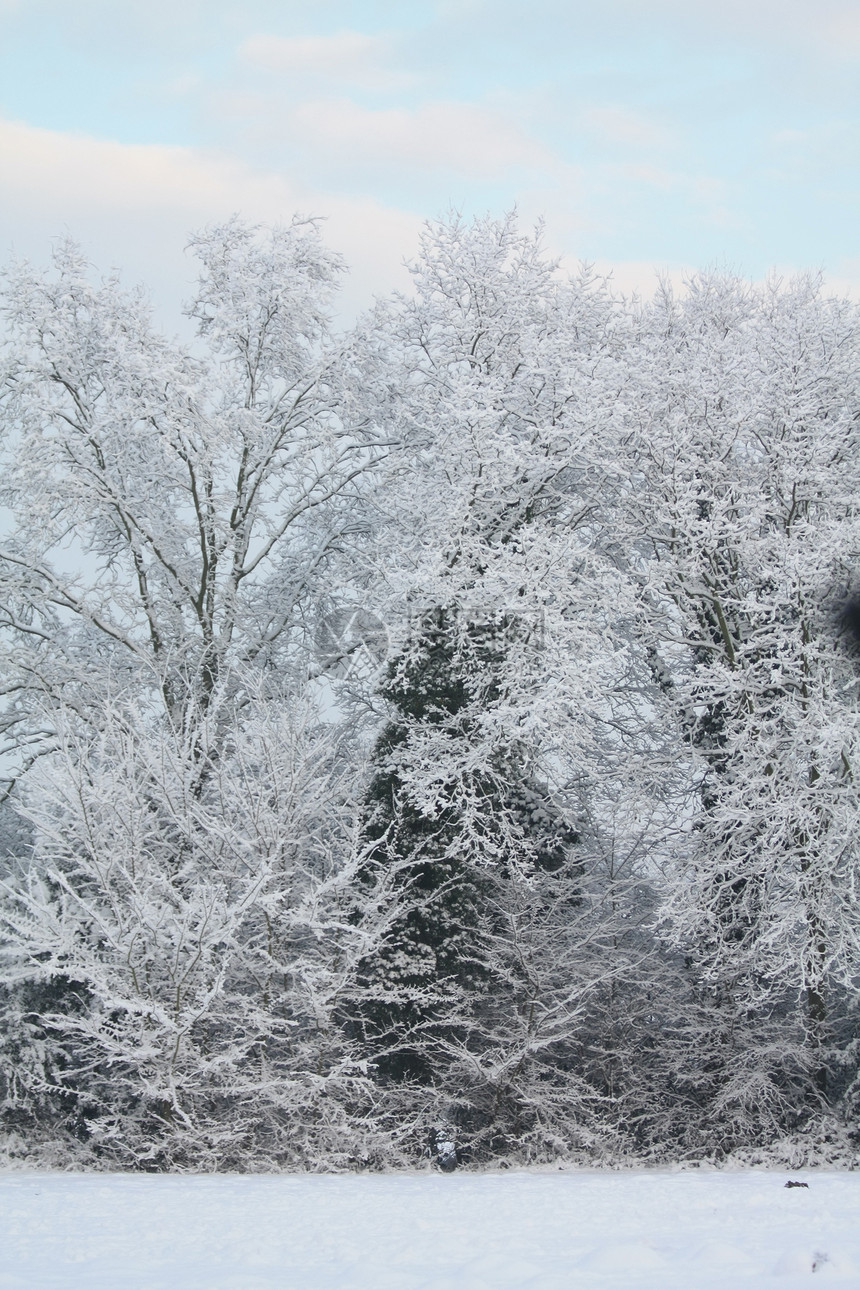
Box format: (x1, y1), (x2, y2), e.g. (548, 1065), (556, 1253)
(1, 1167), (858, 1289)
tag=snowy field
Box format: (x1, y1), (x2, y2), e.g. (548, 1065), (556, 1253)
(1, 1168), (858, 1289)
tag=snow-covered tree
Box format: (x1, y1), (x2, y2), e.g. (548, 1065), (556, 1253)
(0, 220), (398, 1168)
(619, 272), (860, 1145)
(347, 213), (652, 1159)
(4, 213), (860, 1170)
(0, 218), (382, 783)
(0, 680), (403, 1169)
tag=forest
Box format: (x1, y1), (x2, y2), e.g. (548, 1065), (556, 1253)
(0, 211), (858, 1172)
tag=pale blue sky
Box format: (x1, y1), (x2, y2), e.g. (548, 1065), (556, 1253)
(1, 0), (858, 318)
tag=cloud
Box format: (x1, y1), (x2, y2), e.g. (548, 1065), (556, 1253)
(772, 129), (811, 145)
(0, 117), (422, 324)
(287, 98), (560, 178)
(614, 163), (677, 192)
(819, 8), (860, 55)
(577, 256), (860, 302)
(606, 0), (860, 59)
(461, 0), (860, 65)
(766, 120), (860, 177)
(240, 29), (413, 91)
(587, 258), (695, 299)
(0, 0), (234, 54)
(1, 119), (226, 213)
(582, 107), (675, 151)
(826, 259), (860, 298)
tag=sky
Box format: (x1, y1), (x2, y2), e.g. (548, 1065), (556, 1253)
(1, 0), (859, 324)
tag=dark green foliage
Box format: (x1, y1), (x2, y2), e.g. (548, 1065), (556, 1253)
(0, 975), (95, 1145)
(356, 605), (578, 1083)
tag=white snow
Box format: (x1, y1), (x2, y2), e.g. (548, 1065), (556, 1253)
(1, 1168), (858, 1289)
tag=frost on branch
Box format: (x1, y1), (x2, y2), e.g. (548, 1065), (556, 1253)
(1, 215), (859, 1170)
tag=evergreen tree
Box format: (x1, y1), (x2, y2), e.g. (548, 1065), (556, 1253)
(357, 603), (578, 1086)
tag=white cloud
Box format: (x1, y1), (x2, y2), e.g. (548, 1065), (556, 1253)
(240, 29), (414, 91)
(3, 106), (852, 347)
(773, 129), (812, 145)
(607, 0), (860, 58)
(587, 258), (695, 299)
(1, 119), (229, 212)
(819, 8), (860, 55)
(288, 98), (560, 178)
(614, 163), (677, 192)
(601, 163), (733, 215)
(0, 0), (233, 54)
(816, 258), (860, 300)
(0, 118), (422, 324)
(579, 256), (860, 302)
(582, 107), (675, 151)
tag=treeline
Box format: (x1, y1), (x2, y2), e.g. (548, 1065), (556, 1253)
(0, 213), (858, 1171)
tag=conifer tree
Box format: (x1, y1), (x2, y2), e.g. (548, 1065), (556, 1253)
(348, 214), (625, 1159)
(357, 603), (578, 1085)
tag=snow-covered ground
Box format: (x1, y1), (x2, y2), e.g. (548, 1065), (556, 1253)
(1, 1167), (858, 1288)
